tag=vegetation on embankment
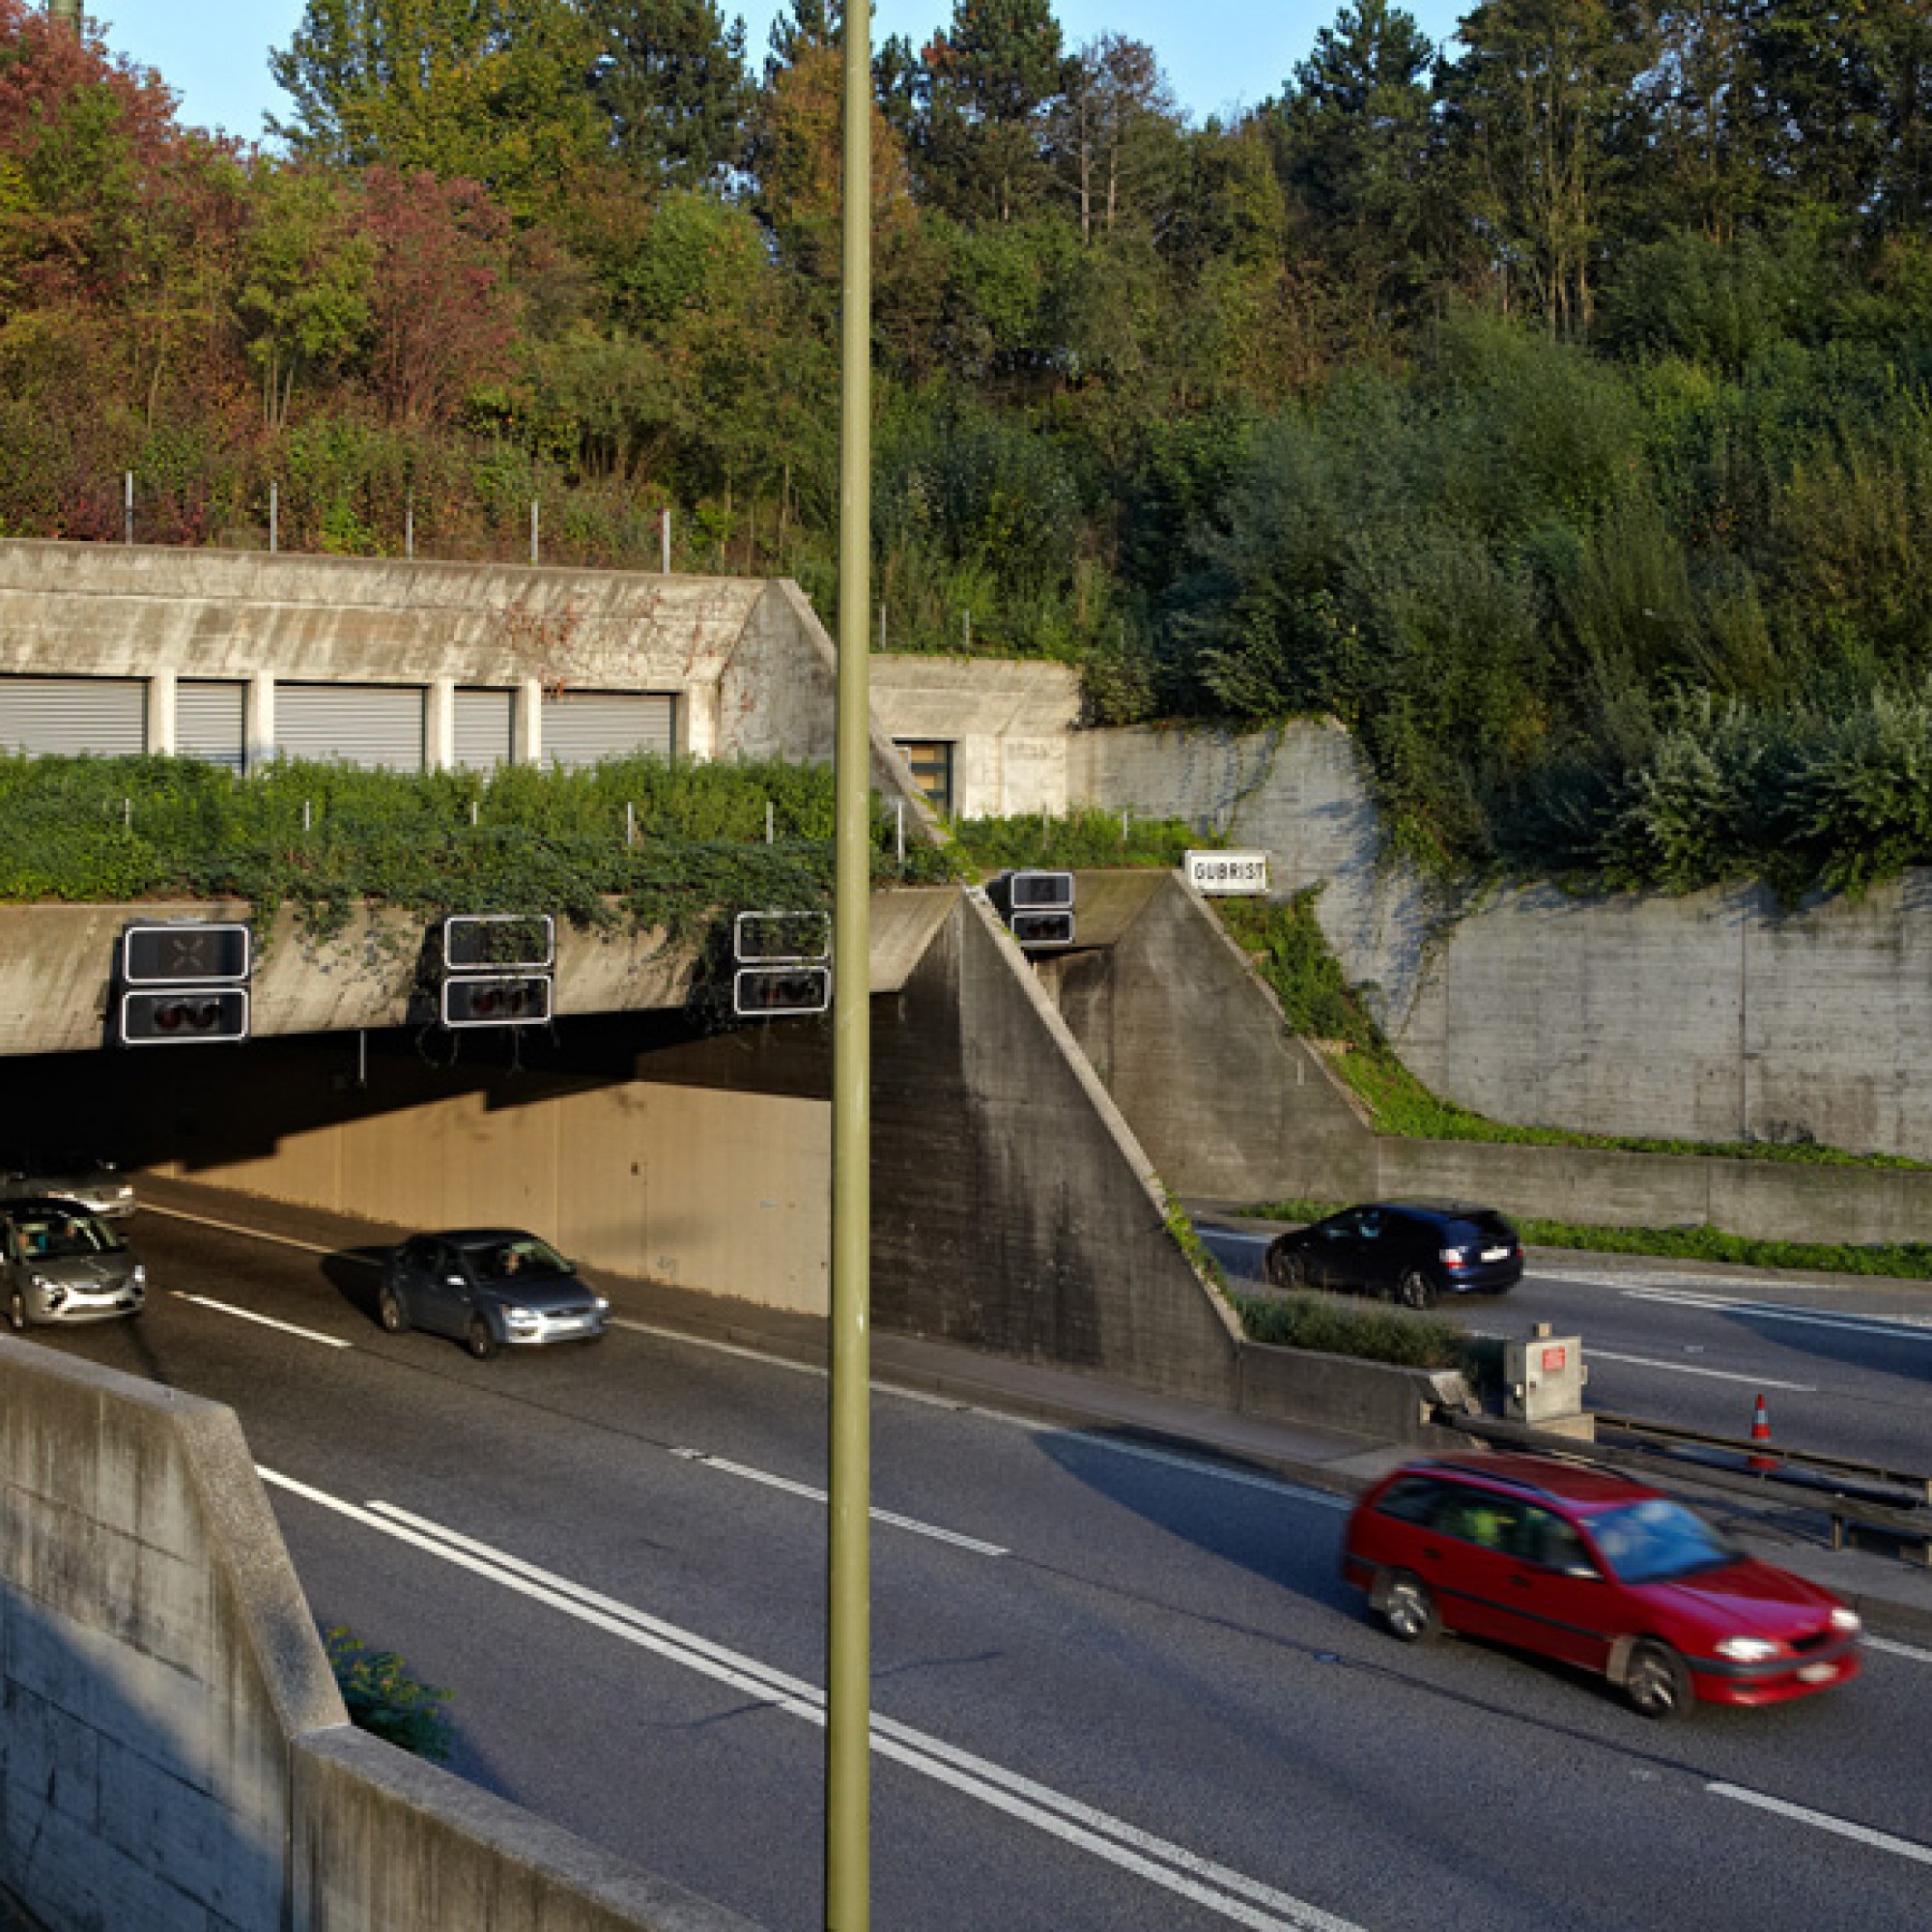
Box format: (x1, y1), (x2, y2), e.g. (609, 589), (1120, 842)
(0, 752), (954, 937)
(1233, 1289), (1477, 1377)
(947, 809), (1215, 874)
(17, 6), (1932, 901)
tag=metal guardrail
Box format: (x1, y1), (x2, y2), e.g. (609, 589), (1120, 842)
(1434, 1406), (1932, 1569)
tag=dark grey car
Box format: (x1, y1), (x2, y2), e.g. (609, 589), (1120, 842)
(0, 1152), (136, 1220)
(2, 1198), (147, 1329)
(378, 1229), (610, 1359)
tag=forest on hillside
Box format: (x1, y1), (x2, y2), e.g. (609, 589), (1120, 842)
(7, 0), (1932, 895)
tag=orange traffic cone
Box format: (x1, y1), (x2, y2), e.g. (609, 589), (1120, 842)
(1748, 1393), (1776, 1471)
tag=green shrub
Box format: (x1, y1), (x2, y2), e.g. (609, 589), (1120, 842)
(1233, 1289), (1474, 1375)
(324, 1626), (454, 1762)
(947, 808), (1213, 872)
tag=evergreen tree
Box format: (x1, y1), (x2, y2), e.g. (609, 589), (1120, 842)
(587, 0), (753, 185)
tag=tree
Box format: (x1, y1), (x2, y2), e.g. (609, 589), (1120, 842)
(1047, 34), (1181, 243)
(587, 0), (753, 186)
(1439, 0), (1658, 334)
(914, 0), (1067, 223)
(268, 0), (601, 215)
(1267, 0), (1437, 333)
(238, 164), (373, 428)
(361, 167), (516, 425)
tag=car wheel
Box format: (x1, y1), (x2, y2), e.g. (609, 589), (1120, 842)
(378, 1286), (409, 1335)
(1267, 1246), (1306, 1290)
(466, 1315), (498, 1361)
(7, 1288), (26, 1332)
(1377, 1569), (1440, 1644)
(1624, 1639), (1692, 1720)
(1397, 1268), (1436, 1311)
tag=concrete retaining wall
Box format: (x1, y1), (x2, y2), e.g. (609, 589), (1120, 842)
(1237, 1347), (1471, 1445)
(1067, 717), (1932, 1170)
(0, 1342), (755, 1932)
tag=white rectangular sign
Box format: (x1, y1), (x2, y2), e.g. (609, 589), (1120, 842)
(1185, 849), (1270, 896)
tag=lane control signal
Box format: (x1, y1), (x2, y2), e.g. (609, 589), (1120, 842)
(732, 909), (831, 1017)
(438, 913), (555, 1028)
(988, 871), (1076, 950)
(115, 921), (253, 1045)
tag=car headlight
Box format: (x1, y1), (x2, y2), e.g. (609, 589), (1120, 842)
(1716, 1636), (1781, 1662)
(594, 1296), (611, 1311)
(1831, 1606), (1862, 1634)
(1439, 1247), (1468, 1264)
(30, 1274), (54, 1293)
(131, 1264), (147, 1286)
(504, 1306), (540, 1326)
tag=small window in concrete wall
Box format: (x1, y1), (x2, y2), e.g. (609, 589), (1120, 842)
(0, 676), (146, 757)
(454, 689), (515, 771)
(177, 680), (246, 772)
(540, 691), (675, 769)
(895, 740), (954, 818)
(276, 683), (426, 772)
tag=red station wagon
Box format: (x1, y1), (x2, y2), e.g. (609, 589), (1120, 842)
(1342, 1455), (1862, 1719)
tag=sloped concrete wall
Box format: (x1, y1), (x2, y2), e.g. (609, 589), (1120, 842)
(1039, 871), (1374, 1208)
(0, 1343), (755, 1932)
(870, 893), (1242, 1406)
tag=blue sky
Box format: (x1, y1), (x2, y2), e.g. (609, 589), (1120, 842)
(93, 0), (1468, 146)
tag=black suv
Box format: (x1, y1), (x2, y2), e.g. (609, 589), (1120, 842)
(1264, 1201), (1522, 1307)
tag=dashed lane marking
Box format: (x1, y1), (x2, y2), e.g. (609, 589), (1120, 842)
(173, 1293), (353, 1349)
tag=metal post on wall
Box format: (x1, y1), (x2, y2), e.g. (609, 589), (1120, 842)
(406, 491), (415, 560)
(270, 481), (278, 555)
(660, 506), (671, 574)
(123, 471), (132, 546)
(530, 499), (540, 566)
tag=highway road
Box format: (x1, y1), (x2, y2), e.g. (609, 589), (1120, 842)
(20, 1194), (1932, 1931)
(1202, 1221), (1932, 1475)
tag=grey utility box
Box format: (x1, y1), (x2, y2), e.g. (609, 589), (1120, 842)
(1504, 1327), (1594, 1440)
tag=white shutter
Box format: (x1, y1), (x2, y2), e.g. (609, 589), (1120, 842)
(540, 692), (675, 770)
(454, 689), (515, 772)
(0, 676), (146, 756)
(276, 685), (425, 771)
(176, 680), (246, 772)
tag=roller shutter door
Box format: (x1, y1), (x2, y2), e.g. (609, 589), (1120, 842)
(276, 684), (424, 771)
(0, 676), (146, 757)
(540, 692), (674, 770)
(454, 689), (515, 772)
(177, 680), (246, 772)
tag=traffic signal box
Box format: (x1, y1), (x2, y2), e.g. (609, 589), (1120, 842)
(988, 870), (1076, 950)
(440, 915), (555, 1029)
(732, 910), (831, 1017)
(116, 922), (253, 1045)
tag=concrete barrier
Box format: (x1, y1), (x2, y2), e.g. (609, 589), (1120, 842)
(0, 1339), (759, 1932)
(1237, 1343), (1474, 1446)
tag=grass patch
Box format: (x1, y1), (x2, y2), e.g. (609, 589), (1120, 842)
(1233, 1288), (1476, 1376)
(1216, 888), (1926, 1171)
(1242, 1198), (1932, 1283)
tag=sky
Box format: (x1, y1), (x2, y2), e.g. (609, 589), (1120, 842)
(91, 0), (1468, 147)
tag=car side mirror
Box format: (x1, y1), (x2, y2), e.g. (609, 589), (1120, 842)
(1558, 1561), (1601, 1580)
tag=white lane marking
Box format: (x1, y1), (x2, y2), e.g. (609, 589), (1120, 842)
(260, 1469), (1360, 1932)
(1623, 1289), (1932, 1341)
(173, 1293), (353, 1349)
(669, 1448), (1009, 1556)
(611, 1317), (826, 1378)
(144, 1203), (355, 1259)
(1865, 1635), (1932, 1665)
(1584, 1349), (1815, 1391)
(1707, 1783), (1932, 1868)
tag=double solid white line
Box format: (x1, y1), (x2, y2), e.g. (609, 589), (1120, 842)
(260, 1466), (1361, 1932)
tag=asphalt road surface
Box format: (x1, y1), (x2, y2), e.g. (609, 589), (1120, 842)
(1201, 1220), (1932, 1475)
(19, 1197), (1932, 1932)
